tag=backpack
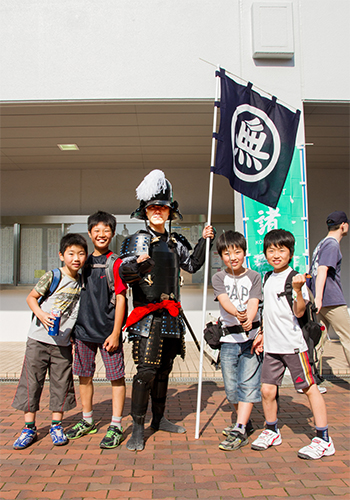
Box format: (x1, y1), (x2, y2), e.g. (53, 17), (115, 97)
(307, 237), (326, 290)
(264, 269), (324, 383)
(33, 268), (62, 326)
(83, 251), (120, 306)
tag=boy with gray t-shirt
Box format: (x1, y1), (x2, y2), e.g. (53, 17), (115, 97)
(212, 231), (263, 451)
(12, 233), (87, 450)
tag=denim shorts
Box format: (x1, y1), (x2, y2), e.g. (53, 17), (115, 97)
(220, 340), (262, 404)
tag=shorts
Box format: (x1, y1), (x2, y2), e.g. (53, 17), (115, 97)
(220, 339), (262, 405)
(12, 337), (76, 413)
(73, 338), (125, 381)
(261, 351), (315, 389)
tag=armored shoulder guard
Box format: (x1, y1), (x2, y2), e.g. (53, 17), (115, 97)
(171, 232), (192, 251)
(120, 231), (151, 258)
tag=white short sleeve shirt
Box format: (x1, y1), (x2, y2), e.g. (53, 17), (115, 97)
(263, 267), (309, 354)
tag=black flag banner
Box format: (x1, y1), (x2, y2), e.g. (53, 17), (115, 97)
(213, 68), (301, 208)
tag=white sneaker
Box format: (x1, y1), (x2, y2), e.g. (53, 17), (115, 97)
(298, 437), (335, 460)
(297, 386), (327, 394)
(251, 429), (282, 451)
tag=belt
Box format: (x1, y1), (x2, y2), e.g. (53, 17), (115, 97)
(225, 321), (260, 335)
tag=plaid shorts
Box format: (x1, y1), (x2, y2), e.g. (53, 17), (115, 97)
(73, 338), (125, 381)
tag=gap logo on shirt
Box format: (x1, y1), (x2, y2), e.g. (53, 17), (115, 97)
(225, 282), (249, 303)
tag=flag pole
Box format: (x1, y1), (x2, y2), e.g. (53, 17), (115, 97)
(195, 68), (221, 439)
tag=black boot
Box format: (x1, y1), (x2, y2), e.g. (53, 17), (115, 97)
(150, 371), (186, 433)
(126, 415), (145, 451)
(151, 415), (186, 434)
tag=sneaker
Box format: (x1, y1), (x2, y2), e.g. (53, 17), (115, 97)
(222, 420), (254, 437)
(219, 430), (249, 451)
(298, 437), (335, 460)
(13, 426), (37, 450)
(99, 425), (123, 449)
(50, 424), (68, 446)
(297, 386), (327, 394)
(251, 429), (282, 451)
(66, 419), (97, 440)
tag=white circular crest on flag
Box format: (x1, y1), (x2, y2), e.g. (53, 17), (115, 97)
(231, 104), (281, 183)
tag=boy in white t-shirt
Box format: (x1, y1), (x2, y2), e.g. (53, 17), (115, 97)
(251, 229), (335, 460)
(212, 231), (263, 451)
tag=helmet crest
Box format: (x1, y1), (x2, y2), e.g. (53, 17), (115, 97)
(136, 169), (168, 202)
(131, 170), (182, 221)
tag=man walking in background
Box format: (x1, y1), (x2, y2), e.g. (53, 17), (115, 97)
(309, 211), (350, 366)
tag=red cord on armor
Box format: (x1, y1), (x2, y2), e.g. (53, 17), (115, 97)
(124, 300), (181, 330)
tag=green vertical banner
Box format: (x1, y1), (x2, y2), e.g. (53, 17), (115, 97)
(242, 147), (309, 277)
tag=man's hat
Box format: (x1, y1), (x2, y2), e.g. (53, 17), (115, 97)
(131, 169), (182, 221)
(326, 211), (349, 226)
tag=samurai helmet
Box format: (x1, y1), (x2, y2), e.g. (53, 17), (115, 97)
(131, 169), (182, 221)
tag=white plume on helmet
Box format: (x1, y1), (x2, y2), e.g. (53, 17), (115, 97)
(136, 169), (168, 202)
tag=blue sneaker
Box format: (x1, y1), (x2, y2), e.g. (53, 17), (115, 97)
(50, 424), (68, 446)
(13, 426), (37, 450)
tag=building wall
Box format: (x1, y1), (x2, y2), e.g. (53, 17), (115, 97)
(0, 168), (234, 217)
(1, 0), (349, 103)
(307, 168), (350, 303)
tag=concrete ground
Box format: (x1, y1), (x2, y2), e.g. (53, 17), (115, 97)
(1, 340), (349, 499)
(1, 339), (349, 382)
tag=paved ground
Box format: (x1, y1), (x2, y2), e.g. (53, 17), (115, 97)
(1, 379), (350, 500)
(1, 339), (349, 381)
(1, 340), (349, 499)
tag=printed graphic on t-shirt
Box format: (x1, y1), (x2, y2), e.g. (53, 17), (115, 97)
(212, 268), (262, 344)
(52, 288), (80, 319)
(35, 271), (80, 317)
(225, 281), (250, 303)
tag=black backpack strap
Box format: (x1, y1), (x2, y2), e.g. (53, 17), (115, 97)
(261, 271), (273, 316)
(263, 270), (273, 286)
(278, 269), (309, 330)
(277, 269), (298, 311)
(81, 254), (93, 290)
